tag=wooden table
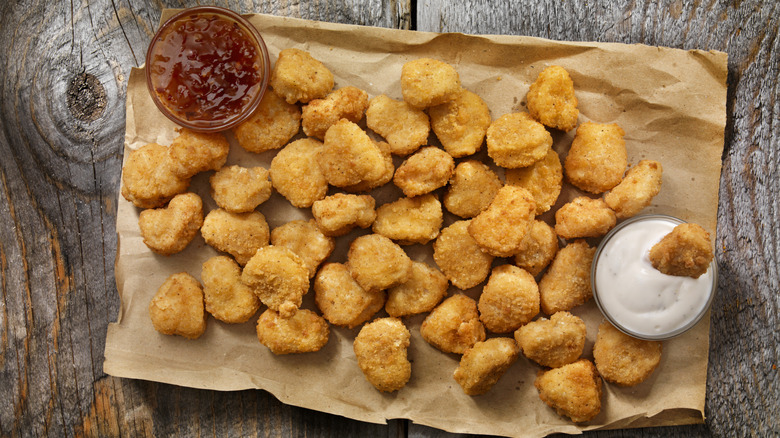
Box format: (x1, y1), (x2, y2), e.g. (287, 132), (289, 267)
(1, 0), (777, 436)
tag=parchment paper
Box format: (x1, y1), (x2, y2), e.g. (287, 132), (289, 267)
(105, 11), (727, 437)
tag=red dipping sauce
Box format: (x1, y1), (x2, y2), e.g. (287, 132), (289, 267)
(145, 7), (270, 132)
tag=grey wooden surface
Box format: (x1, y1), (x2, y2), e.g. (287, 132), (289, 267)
(0, 0), (776, 437)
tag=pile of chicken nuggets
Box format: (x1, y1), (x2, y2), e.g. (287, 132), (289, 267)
(125, 47), (704, 424)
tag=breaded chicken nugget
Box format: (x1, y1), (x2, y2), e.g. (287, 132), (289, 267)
(121, 143), (190, 209)
(201, 209), (270, 266)
(514, 311), (587, 368)
(302, 86), (369, 139)
(513, 220), (559, 277)
(453, 338), (520, 395)
(393, 146), (455, 197)
(346, 234), (412, 292)
(386, 261), (449, 318)
(604, 160), (663, 219)
(149, 272), (206, 339)
(649, 223), (714, 278)
(366, 94), (430, 156)
(429, 89), (491, 157)
(505, 148), (563, 215)
(270, 138), (328, 208)
(534, 359), (602, 423)
(256, 308), (330, 355)
(269, 48), (334, 104)
(468, 186), (536, 257)
(342, 140), (395, 193)
(271, 219), (335, 278)
(554, 197), (616, 239)
(444, 160), (503, 218)
(565, 122), (627, 194)
(234, 89), (301, 153)
(526, 65), (579, 132)
(139, 192), (203, 255)
(241, 245), (309, 317)
(353, 317), (412, 392)
(311, 193), (376, 237)
(201, 256), (260, 324)
(593, 321), (662, 386)
(401, 58), (462, 109)
(420, 294), (485, 354)
(486, 112), (552, 169)
(319, 119), (387, 187)
(478, 265), (540, 333)
(373, 194), (443, 245)
(433, 220), (494, 289)
(168, 129), (230, 179)
(539, 240), (595, 314)
(210, 165), (272, 213)
(314, 263), (385, 328)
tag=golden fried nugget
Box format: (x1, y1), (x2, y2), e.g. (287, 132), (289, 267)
(453, 338), (520, 395)
(302, 86), (369, 139)
(319, 119), (387, 187)
(420, 294), (486, 354)
(513, 220), (559, 277)
(604, 160), (663, 219)
(121, 143), (190, 209)
(346, 234), (412, 292)
(149, 272), (206, 339)
(393, 146), (455, 197)
(342, 140), (395, 193)
(365, 94), (430, 156)
(433, 220), (494, 289)
(649, 223), (714, 278)
(269, 48), (334, 104)
(139, 193), (203, 255)
(444, 160), (503, 218)
(526, 65), (579, 132)
(593, 321), (662, 386)
(271, 219), (335, 278)
(201, 256), (260, 324)
(386, 261), (449, 318)
(210, 165), (272, 213)
(400, 58), (462, 109)
(478, 265), (540, 333)
(241, 245), (309, 317)
(554, 196), (616, 239)
(534, 359), (602, 423)
(270, 138), (328, 208)
(429, 89), (491, 157)
(234, 89), (302, 153)
(486, 112), (553, 169)
(201, 209), (270, 266)
(539, 240), (595, 314)
(514, 311), (586, 368)
(311, 193), (376, 237)
(505, 148), (563, 215)
(353, 317), (412, 392)
(565, 122), (627, 194)
(373, 194), (443, 245)
(314, 263), (385, 328)
(168, 129), (229, 179)
(468, 186), (536, 257)
(256, 308), (330, 355)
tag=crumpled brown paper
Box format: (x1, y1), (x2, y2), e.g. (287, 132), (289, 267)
(105, 11), (727, 437)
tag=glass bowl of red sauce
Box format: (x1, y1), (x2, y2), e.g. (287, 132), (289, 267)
(145, 6), (270, 132)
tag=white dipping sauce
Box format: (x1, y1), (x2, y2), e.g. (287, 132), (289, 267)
(593, 216), (715, 339)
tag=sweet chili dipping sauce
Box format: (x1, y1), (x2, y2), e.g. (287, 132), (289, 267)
(146, 7), (270, 132)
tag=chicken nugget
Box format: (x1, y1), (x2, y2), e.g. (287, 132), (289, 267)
(400, 58), (462, 109)
(346, 234), (412, 292)
(604, 160), (663, 219)
(649, 223), (714, 278)
(554, 196), (616, 239)
(526, 65), (579, 132)
(314, 263), (384, 328)
(420, 294), (485, 354)
(433, 220), (494, 289)
(342, 140), (395, 193)
(210, 165), (272, 213)
(478, 265), (540, 333)
(319, 119), (387, 187)
(256, 308), (330, 354)
(505, 148), (563, 215)
(168, 129), (230, 179)
(386, 261), (448, 318)
(302, 86), (369, 139)
(366, 94), (430, 156)
(121, 143), (190, 209)
(270, 138), (328, 208)
(429, 89), (491, 157)
(201, 209), (270, 266)
(444, 160), (503, 218)
(269, 48), (334, 104)
(534, 359), (602, 423)
(514, 311), (586, 368)
(138, 192), (203, 255)
(271, 219), (335, 278)
(593, 321), (662, 386)
(539, 240), (595, 314)
(201, 256), (260, 324)
(513, 220), (559, 277)
(486, 112), (552, 169)
(468, 186), (536, 257)
(453, 338), (520, 395)
(393, 146), (455, 197)
(234, 89), (302, 153)
(564, 122), (627, 194)
(353, 317), (411, 392)
(373, 194), (443, 245)
(311, 193), (376, 237)
(149, 272), (206, 339)
(241, 245), (309, 317)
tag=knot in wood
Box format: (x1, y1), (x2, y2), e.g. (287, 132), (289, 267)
(66, 72), (107, 122)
